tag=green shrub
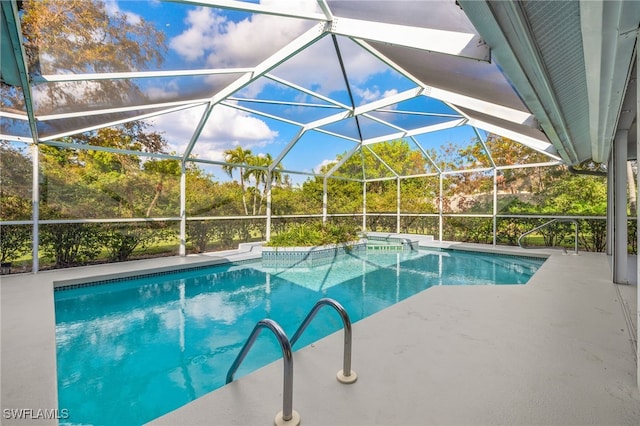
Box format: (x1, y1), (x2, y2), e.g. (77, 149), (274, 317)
(266, 222), (360, 247)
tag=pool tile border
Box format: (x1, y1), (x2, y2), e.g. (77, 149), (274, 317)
(53, 258), (259, 292)
(53, 245), (546, 293)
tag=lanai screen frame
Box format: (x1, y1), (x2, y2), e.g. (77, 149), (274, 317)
(0, 0), (565, 272)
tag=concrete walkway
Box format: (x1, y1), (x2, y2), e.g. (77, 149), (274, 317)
(1, 242), (638, 425)
(151, 248), (639, 425)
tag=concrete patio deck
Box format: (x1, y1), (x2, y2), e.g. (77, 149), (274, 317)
(1, 241), (638, 425)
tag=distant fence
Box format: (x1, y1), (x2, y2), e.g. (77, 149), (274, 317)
(0, 213), (631, 274)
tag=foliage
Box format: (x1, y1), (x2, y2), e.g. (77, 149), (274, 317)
(0, 0), (621, 269)
(0, 127), (621, 270)
(265, 222), (360, 247)
(187, 220), (217, 253)
(38, 123), (178, 219)
(628, 219), (637, 255)
(222, 147), (252, 215)
(366, 215), (396, 232)
(0, 224), (31, 263)
(443, 217), (493, 244)
(40, 223), (102, 267)
(100, 222), (168, 262)
(537, 174), (607, 215)
(15, 0), (166, 113)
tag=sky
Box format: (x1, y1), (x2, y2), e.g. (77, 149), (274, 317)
(96, 0), (487, 182)
(9, 0), (550, 185)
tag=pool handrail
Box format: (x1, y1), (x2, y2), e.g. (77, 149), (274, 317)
(518, 218), (579, 255)
(225, 318), (299, 424)
(290, 298), (357, 384)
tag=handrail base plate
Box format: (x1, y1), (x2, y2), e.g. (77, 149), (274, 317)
(337, 369), (358, 384)
(275, 410), (301, 426)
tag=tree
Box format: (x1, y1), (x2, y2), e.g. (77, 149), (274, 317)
(313, 140), (434, 215)
(627, 161), (636, 214)
(222, 147), (253, 215)
(459, 135), (553, 194)
(14, 0), (166, 114)
(246, 153), (284, 215)
(0, 143), (34, 265)
(0, 197), (32, 263)
(39, 122), (174, 219)
(0, 142), (32, 220)
(143, 158), (181, 217)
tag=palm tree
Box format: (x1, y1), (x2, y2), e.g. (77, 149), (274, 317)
(246, 154), (284, 215)
(222, 146), (252, 215)
(246, 156), (266, 216)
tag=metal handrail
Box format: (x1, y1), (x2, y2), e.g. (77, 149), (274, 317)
(225, 319), (297, 423)
(518, 218), (579, 255)
(290, 298), (357, 384)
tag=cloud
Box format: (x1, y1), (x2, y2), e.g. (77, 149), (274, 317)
(168, 3), (387, 98)
(269, 36), (387, 97)
(145, 80), (181, 102)
(170, 3), (316, 67)
(104, 0), (142, 25)
(313, 158), (335, 174)
(146, 104), (278, 162)
(169, 8), (226, 62)
(352, 87), (399, 105)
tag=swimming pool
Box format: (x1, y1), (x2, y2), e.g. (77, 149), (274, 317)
(54, 248), (545, 425)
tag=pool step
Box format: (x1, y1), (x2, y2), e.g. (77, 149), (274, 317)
(367, 244), (405, 251)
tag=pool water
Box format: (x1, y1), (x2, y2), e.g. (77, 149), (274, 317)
(54, 249), (544, 425)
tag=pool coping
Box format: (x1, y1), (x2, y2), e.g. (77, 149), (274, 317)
(149, 246), (639, 426)
(2, 238), (637, 425)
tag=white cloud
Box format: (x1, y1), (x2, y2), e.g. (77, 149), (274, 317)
(270, 36), (388, 97)
(145, 80), (181, 102)
(104, 0), (142, 25)
(383, 89), (399, 98)
(352, 87), (399, 105)
(170, 8), (226, 62)
(314, 158), (335, 174)
(168, 2), (386, 98)
(170, 3), (315, 67)
(146, 104), (278, 162)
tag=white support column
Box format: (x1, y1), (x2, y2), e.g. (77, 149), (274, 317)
(607, 155), (614, 256)
(266, 170), (272, 241)
(179, 166), (187, 256)
(613, 129), (629, 284)
(396, 177), (401, 233)
(636, 50), (640, 391)
(438, 174), (443, 241)
(322, 177), (328, 224)
(362, 181), (367, 232)
(493, 168), (498, 246)
(31, 144), (39, 272)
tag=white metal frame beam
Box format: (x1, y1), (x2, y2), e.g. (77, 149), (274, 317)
(168, 0), (327, 21)
(37, 99), (209, 122)
(1, 1), (39, 142)
(465, 116), (561, 161)
(181, 21), (329, 161)
(32, 68), (251, 83)
(38, 103), (205, 142)
(330, 16), (490, 62)
(362, 118), (467, 146)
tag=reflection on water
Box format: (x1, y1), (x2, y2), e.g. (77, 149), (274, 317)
(55, 249), (543, 425)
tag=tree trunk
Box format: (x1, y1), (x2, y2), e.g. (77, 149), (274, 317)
(146, 181), (162, 217)
(239, 170), (249, 215)
(627, 161), (636, 214)
(252, 183), (259, 216)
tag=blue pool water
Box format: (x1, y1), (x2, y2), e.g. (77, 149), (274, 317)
(54, 249), (544, 425)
